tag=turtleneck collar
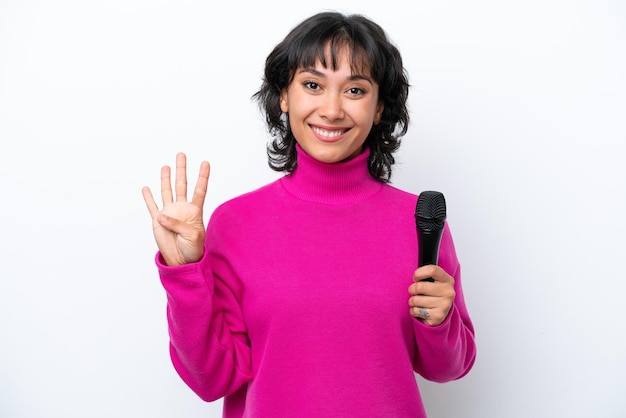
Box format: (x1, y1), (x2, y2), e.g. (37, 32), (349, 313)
(279, 144), (383, 205)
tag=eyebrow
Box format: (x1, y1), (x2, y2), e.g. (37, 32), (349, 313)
(297, 67), (374, 85)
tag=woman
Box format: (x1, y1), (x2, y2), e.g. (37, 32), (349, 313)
(142, 11), (476, 417)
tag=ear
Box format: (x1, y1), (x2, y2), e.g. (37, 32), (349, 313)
(374, 101), (384, 124)
(280, 90), (288, 113)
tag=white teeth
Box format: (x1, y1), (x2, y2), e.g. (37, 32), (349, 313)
(312, 126), (344, 138)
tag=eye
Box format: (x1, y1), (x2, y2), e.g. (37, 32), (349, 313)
(347, 87), (366, 96)
(303, 81), (320, 91)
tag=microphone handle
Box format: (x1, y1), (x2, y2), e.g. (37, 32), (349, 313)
(418, 230), (442, 266)
(417, 230), (443, 282)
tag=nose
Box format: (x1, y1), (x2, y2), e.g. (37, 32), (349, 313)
(319, 92), (344, 121)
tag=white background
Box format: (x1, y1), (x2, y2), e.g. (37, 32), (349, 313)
(1, 0), (624, 417)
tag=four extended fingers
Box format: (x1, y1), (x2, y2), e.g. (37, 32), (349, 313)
(149, 153), (210, 210)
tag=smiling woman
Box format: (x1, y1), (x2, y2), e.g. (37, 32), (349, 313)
(2, 0), (625, 417)
(254, 11), (410, 182)
(142, 10), (475, 418)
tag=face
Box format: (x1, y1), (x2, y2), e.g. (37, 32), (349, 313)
(280, 47), (384, 164)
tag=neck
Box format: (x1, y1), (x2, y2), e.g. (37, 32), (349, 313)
(280, 145), (382, 205)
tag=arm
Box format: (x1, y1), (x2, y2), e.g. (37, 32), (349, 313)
(158, 250), (252, 401)
(408, 224), (477, 382)
(143, 153), (252, 400)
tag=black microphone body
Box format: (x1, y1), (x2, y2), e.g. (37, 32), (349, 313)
(414, 191), (447, 282)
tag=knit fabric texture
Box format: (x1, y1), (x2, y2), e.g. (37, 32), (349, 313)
(157, 146), (476, 417)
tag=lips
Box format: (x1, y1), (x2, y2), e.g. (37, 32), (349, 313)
(311, 125), (349, 142)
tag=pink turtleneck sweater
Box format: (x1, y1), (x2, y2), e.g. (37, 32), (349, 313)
(156, 146), (476, 417)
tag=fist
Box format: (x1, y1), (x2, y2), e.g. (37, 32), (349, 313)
(408, 265), (455, 326)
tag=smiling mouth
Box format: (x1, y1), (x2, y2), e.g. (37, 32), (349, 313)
(311, 126), (348, 140)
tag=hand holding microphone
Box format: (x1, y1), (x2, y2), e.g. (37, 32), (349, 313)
(408, 191), (456, 326)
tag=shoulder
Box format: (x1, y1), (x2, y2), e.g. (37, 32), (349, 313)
(382, 183), (418, 200)
(208, 178), (283, 225)
(374, 182), (419, 212)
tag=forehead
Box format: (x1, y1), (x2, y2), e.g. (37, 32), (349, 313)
(299, 42), (372, 76)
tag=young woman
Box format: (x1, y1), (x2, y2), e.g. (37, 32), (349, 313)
(142, 11), (476, 417)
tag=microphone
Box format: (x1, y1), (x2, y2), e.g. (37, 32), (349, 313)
(414, 191), (447, 282)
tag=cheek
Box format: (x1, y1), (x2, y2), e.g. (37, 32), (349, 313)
(348, 102), (378, 123)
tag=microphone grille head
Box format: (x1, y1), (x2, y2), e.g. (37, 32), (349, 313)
(415, 191), (447, 232)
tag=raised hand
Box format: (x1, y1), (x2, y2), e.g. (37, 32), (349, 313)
(142, 153), (211, 266)
(408, 265), (456, 326)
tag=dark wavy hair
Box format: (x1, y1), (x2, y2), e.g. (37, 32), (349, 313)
(252, 11), (410, 183)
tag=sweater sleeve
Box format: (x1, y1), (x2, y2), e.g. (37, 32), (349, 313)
(411, 223), (477, 382)
(156, 235), (252, 401)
